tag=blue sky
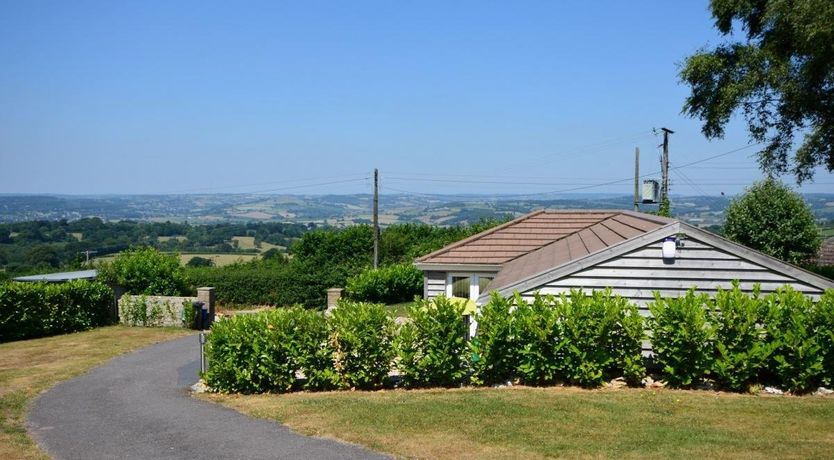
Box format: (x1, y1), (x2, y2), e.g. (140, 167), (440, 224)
(1, 1), (831, 196)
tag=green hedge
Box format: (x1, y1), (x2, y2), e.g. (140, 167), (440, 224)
(396, 296), (468, 388)
(345, 263), (423, 304)
(472, 290), (644, 388)
(187, 265), (323, 307)
(648, 284), (834, 393)
(201, 286), (834, 395)
(648, 290), (714, 388)
(330, 300), (397, 390)
(204, 308), (300, 393)
(205, 301), (394, 393)
(0, 280), (114, 342)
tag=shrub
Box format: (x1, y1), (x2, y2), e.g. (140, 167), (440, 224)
(182, 298), (197, 329)
(0, 280), (113, 342)
(345, 263), (423, 304)
(648, 289), (714, 388)
(560, 290), (645, 388)
(477, 290), (643, 388)
(286, 308), (340, 391)
(599, 291), (646, 386)
(513, 293), (564, 386)
(204, 309), (298, 393)
(99, 247), (188, 296)
(709, 283), (773, 391)
(813, 290), (834, 387)
(329, 300), (396, 390)
(396, 296), (468, 388)
(470, 292), (517, 385)
(761, 286), (825, 393)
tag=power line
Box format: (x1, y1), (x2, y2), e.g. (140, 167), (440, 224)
(160, 173), (370, 194)
(383, 143), (764, 198)
(385, 177), (610, 186)
(673, 168), (709, 196)
(385, 172), (631, 180)
(671, 144), (760, 170)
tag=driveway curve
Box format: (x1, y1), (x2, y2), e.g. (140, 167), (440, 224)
(27, 334), (388, 460)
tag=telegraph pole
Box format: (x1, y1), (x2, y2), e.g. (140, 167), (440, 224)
(633, 147), (640, 212)
(660, 128), (674, 204)
(372, 168), (379, 269)
(79, 250), (97, 266)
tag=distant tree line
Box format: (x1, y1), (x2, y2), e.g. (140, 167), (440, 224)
(188, 219), (506, 307)
(0, 218), (310, 278)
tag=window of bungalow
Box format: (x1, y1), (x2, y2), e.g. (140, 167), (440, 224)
(447, 274), (494, 300)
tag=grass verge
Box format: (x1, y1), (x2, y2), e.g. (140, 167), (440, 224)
(385, 301), (415, 319)
(202, 386), (834, 460)
(0, 326), (191, 460)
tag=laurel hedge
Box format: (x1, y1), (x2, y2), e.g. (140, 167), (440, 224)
(202, 286), (834, 394)
(0, 280), (114, 342)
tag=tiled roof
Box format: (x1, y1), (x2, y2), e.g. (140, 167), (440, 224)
(416, 210), (672, 266)
(814, 237), (834, 266)
(488, 213), (671, 291)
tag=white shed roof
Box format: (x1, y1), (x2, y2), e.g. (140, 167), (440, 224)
(14, 269), (98, 283)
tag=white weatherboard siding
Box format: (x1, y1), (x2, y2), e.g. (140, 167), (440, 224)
(424, 271), (446, 299)
(521, 237), (824, 315)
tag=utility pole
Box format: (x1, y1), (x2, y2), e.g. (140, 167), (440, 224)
(660, 127), (674, 204)
(633, 147), (640, 212)
(372, 168), (379, 269)
(79, 250), (97, 266)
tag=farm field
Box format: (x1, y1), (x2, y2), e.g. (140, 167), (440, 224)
(178, 253), (259, 266)
(204, 386), (834, 460)
(94, 252), (259, 267)
(157, 235), (187, 242)
(231, 236), (257, 249)
(93, 234), (286, 268)
(0, 326), (190, 460)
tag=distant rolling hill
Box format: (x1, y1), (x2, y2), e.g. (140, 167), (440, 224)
(1, 192), (832, 228)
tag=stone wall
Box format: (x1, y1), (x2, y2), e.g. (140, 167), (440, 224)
(118, 295), (196, 327)
(118, 287), (216, 328)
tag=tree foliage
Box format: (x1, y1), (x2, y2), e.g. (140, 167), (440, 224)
(188, 219), (506, 307)
(186, 256), (214, 267)
(723, 179), (821, 263)
(680, 0), (834, 181)
(99, 247), (188, 296)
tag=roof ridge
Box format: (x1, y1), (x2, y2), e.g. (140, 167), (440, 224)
(494, 212), (616, 264)
(415, 209), (677, 266)
(504, 214), (639, 264)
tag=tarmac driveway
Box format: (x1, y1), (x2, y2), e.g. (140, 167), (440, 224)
(27, 334), (388, 460)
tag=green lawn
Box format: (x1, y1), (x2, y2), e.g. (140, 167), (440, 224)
(0, 326), (191, 460)
(385, 301), (415, 318)
(204, 386), (834, 459)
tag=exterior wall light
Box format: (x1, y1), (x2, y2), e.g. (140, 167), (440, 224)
(662, 237), (677, 259)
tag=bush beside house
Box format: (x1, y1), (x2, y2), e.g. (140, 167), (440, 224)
(345, 263), (423, 304)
